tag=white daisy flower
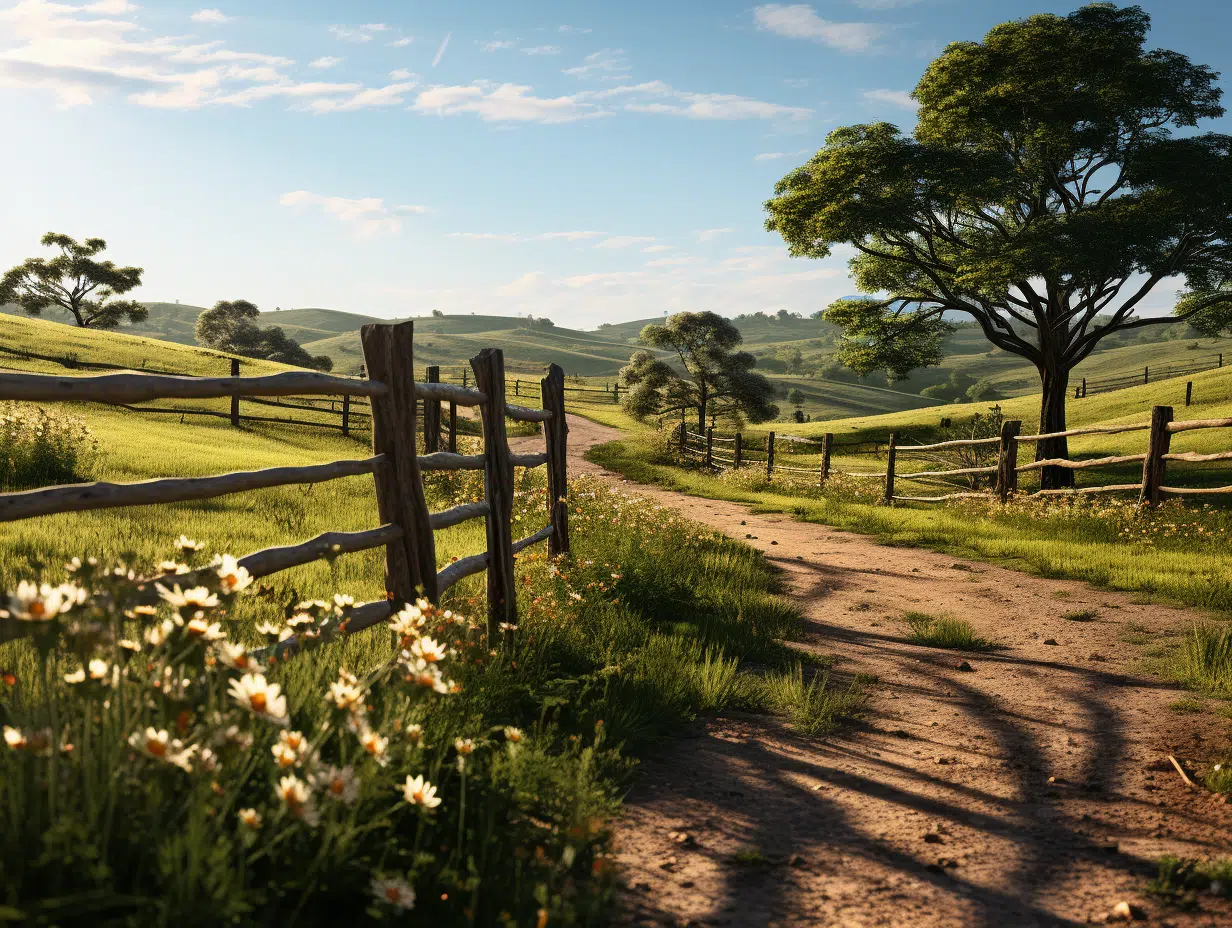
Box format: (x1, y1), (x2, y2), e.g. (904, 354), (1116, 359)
(157, 585), (218, 610)
(227, 673), (288, 726)
(275, 775), (318, 826)
(8, 580), (82, 621)
(401, 774), (442, 809)
(176, 535), (204, 552)
(215, 641), (260, 672)
(454, 737), (475, 756)
(237, 807), (262, 831)
(504, 726), (523, 743)
(4, 726), (26, 749)
(327, 679), (364, 711)
(411, 637), (448, 664)
(312, 764), (360, 805)
(213, 555), (252, 593)
(371, 876), (416, 910)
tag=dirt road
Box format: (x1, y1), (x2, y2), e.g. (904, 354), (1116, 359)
(517, 415), (1232, 927)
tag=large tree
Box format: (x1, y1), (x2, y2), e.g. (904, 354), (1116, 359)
(619, 311), (778, 431)
(0, 233), (145, 329)
(195, 300), (333, 371)
(765, 3), (1232, 487)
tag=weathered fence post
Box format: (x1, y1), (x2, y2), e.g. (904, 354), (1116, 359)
(884, 432), (898, 503)
(679, 409), (687, 452)
(541, 363), (569, 557)
(706, 427), (714, 469)
(360, 322), (438, 605)
(1144, 366), (1150, 385)
(1186, 381), (1193, 407)
(997, 420), (1021, 502)
(766, 432), (775, 476)
(424, 366), (441, 453)
(1139, 405), (1174, 508)
(734, 432), (743, 468)
(515, 379), (520, 397)
(341, 393), (350, 437)
(229, 358), (240, 427)
(820, 433), (833, 485)
(1082, 377), (1087, 398)
(447, 400), (457, 453)
(472, 348), (517, 643)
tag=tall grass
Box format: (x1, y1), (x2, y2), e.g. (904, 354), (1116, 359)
(1169, 623), (1232, 698)
(902, 612), (994, 651)
(758, 664), (869, 736)
(0, 403), (100, 490)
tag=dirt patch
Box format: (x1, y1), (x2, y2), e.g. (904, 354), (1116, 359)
(515, 416), (1232, 927)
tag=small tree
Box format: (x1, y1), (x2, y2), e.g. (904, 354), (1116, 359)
(195, 300), (333, 372)
(776, 346), (806, 374)
(788, 388), (807, 423)
(620, 311), (778, 431)
(765, 4), (1232, 487)
(0, 233), (145, 329)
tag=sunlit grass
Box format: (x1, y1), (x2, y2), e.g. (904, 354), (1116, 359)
(902, 611), (994, 651)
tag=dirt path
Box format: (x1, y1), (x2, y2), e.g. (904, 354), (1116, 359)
(517, 416), (1232, 927)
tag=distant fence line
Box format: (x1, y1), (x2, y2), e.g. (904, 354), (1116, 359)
(0, 323), (569, 652)
(1076, 354), (1224, 398)
(678, 405), (1232, 508)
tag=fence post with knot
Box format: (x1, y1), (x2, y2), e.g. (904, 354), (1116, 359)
(766, 432), (775, 476)
(1140, 405), (1174, 508)
(472, 349), (517, 644)
(996, 420), (1021, 502)
(820, 433), (833, 486)
(229, 358), (240, 427)
(541, 363), (570, 557)
(424, 366), (441, 453)
(360, 321), (438, 605)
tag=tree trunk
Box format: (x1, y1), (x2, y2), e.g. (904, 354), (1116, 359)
(697, 384), (708, 434)
(1037, 367), (1074, 490)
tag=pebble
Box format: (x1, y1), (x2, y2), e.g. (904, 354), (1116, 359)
(1044, 638), (1059, 646)
(957, 660), (974, 672)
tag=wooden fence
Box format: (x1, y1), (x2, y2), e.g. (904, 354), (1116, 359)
(1075, 354), (1224, 398)
(678, 405), (1232, 507)
(0, 322), (569, 651)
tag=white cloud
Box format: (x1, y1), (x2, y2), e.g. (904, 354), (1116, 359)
(696, 228), (733, 242)
(431, 32), (451, 67)
(309, 56), (343, 69)
(389, 68), (413, 80)
(497, 272), (545, 298)
(863, 88), (918, 110)
(646, 255), (700, 267)
(558, 25), (592, 34)
(563, 48), (630, 80)
(753, 4), (884, 52)
(589, 81), (811, 121)
(643, 244), (673, 253)
(306, 81), (416, 113)
(449, 231), (604, 243)
(280, 190), (427, 237)
(479, 39), (517, 52)
(852, 0), (921, 8)
(595, 235), (657, 249)
(413, 82), (597, 123)
(328, 23), (388, 43)
(389, 37), (412, 48)
(191, 8), (231, 24)
(755, 149), (808, 161)
(87, 0), (136, 12)
(523, 45), (561, 56)
(212, 80), (361, 107)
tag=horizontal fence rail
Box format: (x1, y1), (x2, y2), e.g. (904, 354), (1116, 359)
(675, 404), (1232, 508)
(1076, 355), (1224, 397)
(0, 321), (571, 655)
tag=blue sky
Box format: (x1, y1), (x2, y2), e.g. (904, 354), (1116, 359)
(2, 0), (1231, 327)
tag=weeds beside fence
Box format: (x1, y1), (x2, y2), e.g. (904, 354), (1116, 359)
(677, 405), (1232, 508)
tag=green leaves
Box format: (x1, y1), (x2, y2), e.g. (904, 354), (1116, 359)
(823, 299), (952, 382)
(0, 233), (145, 330)
(195, 301), (333, 372)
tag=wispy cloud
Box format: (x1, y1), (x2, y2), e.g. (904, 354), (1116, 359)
(642, 244), (673, 253)
(328, 23), (388, 43)
(852, 0), (921, 8)
(646, 255), (699, 267)
(479, 39), (517, 52)
(754, 149), (808, 161)
(306, 81), (416, 114)
(414, 82), (596, 123)
(753, 4), (884, 52)
(450, 231), (604, 243)
(563, 48), (630, 80)
(595, 235), (657, 249)
(432, 32), (451, 67)
(558, 25), (592, 34)
(523, 45), (561, 56)
(591, 81), (812, 121)
(309, 56), (342, 69)
(497, 271), (545, 297)
(389, 37), (412, 48)
(191, 8), (231, 24)
(863, 88), (918, 110)
(280, 190), (427, 236)
(696, 228), (733, 242)
(390, 68), (413, 80)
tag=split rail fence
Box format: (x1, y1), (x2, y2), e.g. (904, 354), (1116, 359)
(678, 405), (1232, 508)
(0, 322), (570, 652)
(1075, 354), (1224, 398)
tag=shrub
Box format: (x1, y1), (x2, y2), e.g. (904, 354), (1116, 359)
(1171, 622), (1232, 698)
(759, 664), (868, 736)
(0, 402), (100, 490)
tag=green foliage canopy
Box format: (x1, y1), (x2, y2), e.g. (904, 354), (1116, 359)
(619, 311), (778, 430)
(195, 300), (334, 371)
(0, 233), (146, 329)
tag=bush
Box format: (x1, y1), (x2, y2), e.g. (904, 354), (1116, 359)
(1171, 622), (1232, 698)
(0, 403), (100, 490)
(902, 612), (994, 650)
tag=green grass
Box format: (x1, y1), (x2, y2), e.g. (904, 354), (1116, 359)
(1147, 855), (1232, 906)
(1062, 609), (1099, 622)
(902, 612), (994, 651)
(757, 664), (869, 736)
(1168, 623), (1232, 699)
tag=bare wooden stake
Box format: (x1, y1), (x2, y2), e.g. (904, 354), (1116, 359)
(1186, 381), (1193, 407)
(1140, 405), (1174, 508)
(360, 322), (438, 604)
(884, 432), (898, 503)
(997, 420), (1021, 502)
(541, 363), (569, 557)
(734, 432), (743, 468)
(820, 432), (833, 485)
(472, 348), (517, 644)
(766, 432), (775, 476)
(341, 393), (351, 438)
(230, 358), (240, 427)
(447, 400), (457, 453)
(706, 427), (714, 469)
(424, 366), (441, 454)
